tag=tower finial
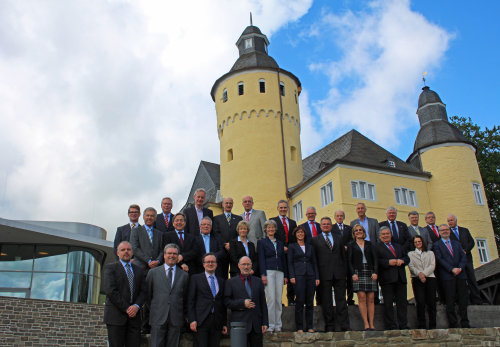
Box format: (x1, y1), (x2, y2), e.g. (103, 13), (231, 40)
(250, 12), (253, 26)
(422, 71), (427, 87)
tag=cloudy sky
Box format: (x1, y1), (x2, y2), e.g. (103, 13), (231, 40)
(1, 0), (498, 240)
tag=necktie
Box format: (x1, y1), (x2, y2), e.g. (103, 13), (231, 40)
(125, 263), (134, 302)
(209, 275), (217, 297)
(164, 215), (169, 227)
(245, 212), (250, 221)
(204, 235), (210, 253)
(244, 277), (252, 297)
(282, 217), (289, 243)
(226, 213), (231, 223)
(324, 233), (333, 250)
(431, 225), (439, 238)
(178, 231), (184, 246)
(391, 221), (399, 241)
(446, 240), (454, 256)
(147, 228), (153, 243)
(339, 224), (343, 231)
(386, 243), (397, 257)
(131, 223), (136, 229)
(453, 228), (460, 240)
(167, 267), (173, 286)
(311, 222), (317, 237)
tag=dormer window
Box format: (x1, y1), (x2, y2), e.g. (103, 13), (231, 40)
(244, 38), (252, 49)
(387, 160), (396, 168)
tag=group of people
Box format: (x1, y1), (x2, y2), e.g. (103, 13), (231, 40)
(104, 190), (483, 347)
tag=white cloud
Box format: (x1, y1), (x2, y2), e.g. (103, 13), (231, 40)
(309, 0), (452, 149)
(0, 0), (312, 239)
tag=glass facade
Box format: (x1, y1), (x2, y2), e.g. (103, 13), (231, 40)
(0, 244), (104, 304)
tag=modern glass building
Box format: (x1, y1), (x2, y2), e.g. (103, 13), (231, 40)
(0, 218), (113, 304)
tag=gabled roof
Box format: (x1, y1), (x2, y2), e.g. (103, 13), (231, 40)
(291, 129), (430, 193)
(475, 258), (500, 282)
(182, 161), (221, 210)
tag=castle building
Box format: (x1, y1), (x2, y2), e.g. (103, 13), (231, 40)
(184, 25), (497, 266)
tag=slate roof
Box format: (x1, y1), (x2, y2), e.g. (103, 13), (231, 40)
(182, 161), (221, 210)
(291, 129), (430, 193)
(475, 258), (500, 282)
(230, 51), (279, 72)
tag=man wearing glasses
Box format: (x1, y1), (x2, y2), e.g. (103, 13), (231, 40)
(114, 204), (141, 259)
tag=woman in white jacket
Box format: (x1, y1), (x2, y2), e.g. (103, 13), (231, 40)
(408, 235), (437, 329)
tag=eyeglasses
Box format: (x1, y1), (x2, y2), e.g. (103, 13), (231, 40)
(203, 261), (217, 264)
(128, 211), (139, 214)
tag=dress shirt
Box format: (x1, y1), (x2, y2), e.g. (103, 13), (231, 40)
(164, 264), (176, 286)
(130, 221), (140, 229)
(410, 225), (420, 235)
(452, 227), (460, 240)
(428, 224), (440, 238)
(176, 230), (184, 239)
(244, 210), (253, 221)
(119, 259), (140, 308)
(202, 234), (211, 253)
(359, 218), (370, 241)
(388, 220), (399, 236)
(196, 206), (203, 224)
(322, 232), (334, 247)
(163, 212), (171, 225)
(238, 236), (249, 256)
(205, 272), (219, 294)
(441, 238), (454, 255)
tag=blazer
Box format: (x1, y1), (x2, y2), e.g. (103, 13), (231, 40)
(240, 209), (267, 246)
(163, 230), (199, 273)
(193, 233), (226, 275)
(426, 225), (441, 243)
(379, 220), (411, 251)
(103, 261), (147, 325)
(212, 213), (243, 243)
(184, 205), (214, 235)
(332, 223), (354, 246)
(300, 220), (321, 241)
(375, 242), (409, 285)
(311, 232), (347, 281)
(187, 272), (227, 328)
(113, 223), (133, 259)
(287, 242), (319, 280)
(408, 250), (436, 278)
(257, 237), (287, 277)
(146, 264), (189, 327)
(449, 226), (475, 262)
(408, 225), (433, 250)
(154, 213), (175, 234)
(270, 216), (297, 246)
(129, 225), (163, 270)
(433, 239), (467, 280)
(229, 238), (258, 277)
(350, 217), (380, 243)
(224, 275), (269, 333)
(347, 241), (378, 275)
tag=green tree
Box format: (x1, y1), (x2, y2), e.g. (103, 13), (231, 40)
(450, 116), (500, 253)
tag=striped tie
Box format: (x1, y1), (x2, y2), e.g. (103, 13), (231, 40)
(125, 263), (134, 302)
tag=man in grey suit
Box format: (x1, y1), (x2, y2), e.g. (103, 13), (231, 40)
(407, 211), (433, 250)
(350, 202), (379, 243)
(240, 195), (267, 246)
(130, 207), (164, 271)
(147, 243), (189, 347)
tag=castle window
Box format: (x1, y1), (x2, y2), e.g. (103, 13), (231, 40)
(222, 89), (228, 103)
(227, 149), (233, 162)
(292, 200), (303, 221)
(472, 183), (484, 205)
(279, 82), (285, 96)
(259, 79), (266, 93)
(290, 146), (297, 162)
(294, 91), (297, 103)
(244, 38), (252, 49)
(394, 187), (417, 207)
(238, 82), (244, 96)
(476, 239), (490, 264)
(351, 180), (376, 201)
(320, 181), (334, 207)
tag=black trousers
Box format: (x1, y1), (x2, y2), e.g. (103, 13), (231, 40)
(380, 281), (408, 330)
(294, 275), (315, 330)
(247, 329), (263, 347)
(465, 260), (482, 304)
(287, 282), (296, 304)
(195, 313), (222, 347)
(442, 278), (470, 328)
(106, 316), (141, 347)
(319, 278), (349, 331)
(411, 277), (437, 329)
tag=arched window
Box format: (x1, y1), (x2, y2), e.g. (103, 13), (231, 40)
(238, 82), (244, 96)
(279, 82), (285, 96)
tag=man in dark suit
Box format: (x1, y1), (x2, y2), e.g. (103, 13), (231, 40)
(333, 209), (354, 305)
(213, 197), (242, 279)
(425, 211), (441, 243)
(184, 188), (214, 235)
(379, 206), (411, 252)
(311, 217), (350, 332)
(129, 207), (164, 272)
(271, 199), (297, 305)
(147, 243), (189, 347)
(188, 253), (227, 347)
(194, 217), (226, 276)
(300, 206), (321, 240)
(103, 241), (147, 347)
(113, 204), (141, 259)
(375, 226), (409, 330)
(224, 256), (268, 347)
(154, 197), (175, 234)
(447, 214), (483, 304)
(433, 224), (470, 328)
(163, 212), (199, 274)
(350, 202), (379, 243)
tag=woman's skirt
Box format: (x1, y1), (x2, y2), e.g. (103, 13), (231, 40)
(353, 263), (378, 292)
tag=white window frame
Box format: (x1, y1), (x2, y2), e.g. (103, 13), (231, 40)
(472, 183), (485, 205)
(351, 180), (376, 201)
(238, 82), (244, 96)
(320, 181), (334, 207)
(476, 238), (490, 264)
(292, 200), (303, 221)
(394, 187), (418, 207)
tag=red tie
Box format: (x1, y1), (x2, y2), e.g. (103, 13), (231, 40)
(178, 231), (184, 246)
(431, 225), (439, 238)
(386, 243), (397, 257)
(245, 212), (250, 221)
(282, 217), (289, 243)
(446, 240), (454, 256)
(164, 214), (169, 227)
(311, 222), (317, 237)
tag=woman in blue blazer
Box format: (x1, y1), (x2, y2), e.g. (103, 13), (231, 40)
(257, 219), (288, 333)
(287, 226), (319, 332)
